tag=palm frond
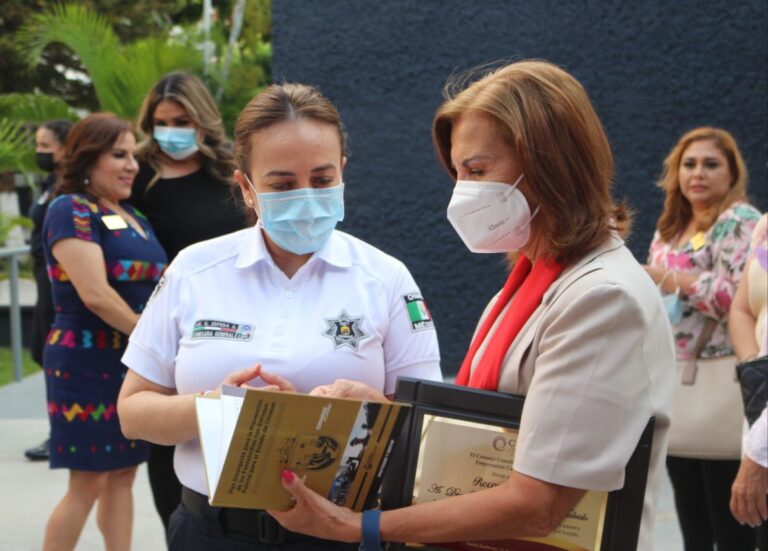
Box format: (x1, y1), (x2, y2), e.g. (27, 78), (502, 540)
(0, 94), (79, 124)
(0, 119), (35, 173)
(122, 34), (204, 113)
(16, 3), (135, 116)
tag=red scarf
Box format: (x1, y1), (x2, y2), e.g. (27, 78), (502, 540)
(456, 256), (565, 391)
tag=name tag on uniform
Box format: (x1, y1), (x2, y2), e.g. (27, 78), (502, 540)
(192, 320), (254, 341)
(690, 232), (706, 251)
(102, 215), (128, 230)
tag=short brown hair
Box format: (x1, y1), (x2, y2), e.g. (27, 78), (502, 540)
(56, 113), (133, 198)
(234, 83), (347, 174)
(656, 127), (748, 243)
(433, 60), (630, 265)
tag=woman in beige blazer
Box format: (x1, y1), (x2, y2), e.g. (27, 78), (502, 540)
(268, 59), (676, 551)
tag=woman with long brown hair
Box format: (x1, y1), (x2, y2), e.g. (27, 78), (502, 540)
(131, 71), (248, 530)
(133, 71), (246, 261)
(269, 60), (674, 551)
(41, 113), (167, 551)
(644, 127), (760, 551)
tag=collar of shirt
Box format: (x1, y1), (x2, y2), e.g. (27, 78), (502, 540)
(234, 226), (353, 270)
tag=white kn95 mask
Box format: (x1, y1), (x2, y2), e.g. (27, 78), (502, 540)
(446, 174), (539, 254)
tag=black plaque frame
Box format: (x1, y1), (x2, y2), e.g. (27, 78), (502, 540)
(381, 378), (655, 551)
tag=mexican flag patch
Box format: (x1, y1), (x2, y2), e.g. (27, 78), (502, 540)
(403, 293), (434, 332)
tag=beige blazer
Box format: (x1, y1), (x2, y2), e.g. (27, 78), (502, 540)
(468, 235), (675, 551)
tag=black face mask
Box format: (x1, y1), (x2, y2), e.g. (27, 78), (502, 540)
(36, 152), (56, 172)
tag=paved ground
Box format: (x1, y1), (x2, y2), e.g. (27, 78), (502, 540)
(0, 372), (685, 550)
(0, 372), (166, 550)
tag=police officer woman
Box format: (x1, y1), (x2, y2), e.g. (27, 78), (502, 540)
(269, 60), (675, 551)
(117, 83), (442, 550)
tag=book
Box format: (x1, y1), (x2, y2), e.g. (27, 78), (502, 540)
(195, 385), (410, 511)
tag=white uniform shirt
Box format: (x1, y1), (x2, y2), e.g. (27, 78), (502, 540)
(122, 227), (441, 494)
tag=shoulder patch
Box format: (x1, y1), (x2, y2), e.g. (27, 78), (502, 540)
(146, 274), (167, 305)
(403, 292), (434, 332)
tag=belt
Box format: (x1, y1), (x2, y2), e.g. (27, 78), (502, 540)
(181, 486), (304, 544)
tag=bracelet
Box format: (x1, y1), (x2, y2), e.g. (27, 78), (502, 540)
(362, 509), (382, 550)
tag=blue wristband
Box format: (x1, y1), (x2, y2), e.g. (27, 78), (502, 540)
(362, 509), (382, 550)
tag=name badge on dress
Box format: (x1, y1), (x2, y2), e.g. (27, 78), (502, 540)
(102, 215), (129, 230)
(690, 232), (706, 251)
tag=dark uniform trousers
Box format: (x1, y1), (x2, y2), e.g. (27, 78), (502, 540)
(168, 487), (362, 551)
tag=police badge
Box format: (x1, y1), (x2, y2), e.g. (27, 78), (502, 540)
(323, 309), (367, 351)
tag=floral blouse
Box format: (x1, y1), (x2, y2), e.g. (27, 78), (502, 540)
(748, 214), (768, 356)
(648, 202), (761, 360)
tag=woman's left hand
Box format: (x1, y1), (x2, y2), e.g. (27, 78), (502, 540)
(309, 379), (388, 402)
(268, 470), (361, 542)
(730, 455), (768, 527)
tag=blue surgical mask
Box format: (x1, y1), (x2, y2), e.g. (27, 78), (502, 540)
(661, 289), (684, 325)
(245, 174), (345, 255)
(153, 126), (199, 160)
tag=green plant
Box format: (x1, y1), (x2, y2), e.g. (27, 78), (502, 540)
(0, 94), (78, 179)
(0, 93), (79, 124)
(0, 3), (204, 176)
(0, 118), (34, 174)
(16, 3), (202, 119)
(0, 1), (272, 173)
(0, 212), (32, 247)
(209, 38), (272, 135)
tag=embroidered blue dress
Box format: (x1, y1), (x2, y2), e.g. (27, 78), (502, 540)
(43, 193), (167, 471)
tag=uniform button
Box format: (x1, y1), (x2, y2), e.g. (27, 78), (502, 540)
(285, 291), (294, 299)
(282, 310), (290, 319)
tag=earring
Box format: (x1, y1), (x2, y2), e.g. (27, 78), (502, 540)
(83, 176), (90, 186)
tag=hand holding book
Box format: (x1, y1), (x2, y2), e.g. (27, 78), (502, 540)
(309, 379), (388, 402)
(194, 383), (409, 511)
(269, 469), (364, 543)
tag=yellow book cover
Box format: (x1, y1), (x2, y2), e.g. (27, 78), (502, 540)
(195, 385), (409, 511)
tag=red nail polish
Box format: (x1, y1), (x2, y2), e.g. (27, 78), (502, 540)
(281, 470), (294, 483)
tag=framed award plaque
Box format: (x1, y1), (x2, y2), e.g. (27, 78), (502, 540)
(381, 378), (654, 551)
